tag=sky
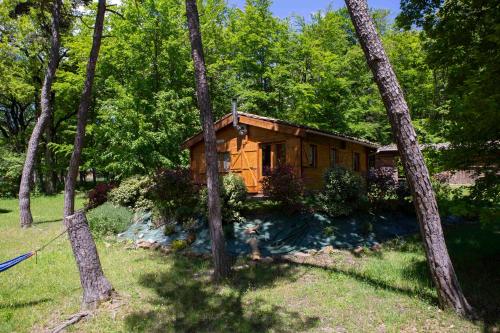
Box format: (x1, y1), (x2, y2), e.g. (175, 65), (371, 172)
(227, 0), (401, 20)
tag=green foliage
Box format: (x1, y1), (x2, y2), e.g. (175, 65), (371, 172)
(148, 168), (199, 225)
(1, 0), (443, 189)
(398, 0), (500, 212)
(108, 176), (152, 211)
(164, 224), (176, 236)
(86, 202), (133, 238)
(316, 167), (367, 217)
(171, 239), (188, 252)
(0, 147), (24, 197)
(200, 173), (247, 223)
(432, 178), (499, 227)
(220, 173), (248, 220)
(323, 226), (335, 237)
(262, 164), (304, 209)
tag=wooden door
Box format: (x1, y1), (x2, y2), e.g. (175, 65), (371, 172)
(231, 141), (259, 193)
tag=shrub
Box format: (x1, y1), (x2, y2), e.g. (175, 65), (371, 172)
(323, 226), (335, 237)
(86, 182), (116, 209)
(87, 202), (133, 237)
(367, 167), (397, 201)
(171, 239), (188, 252)
(164, 224), (176, 236)
(0, 148), (23, 197)
(316, 166), (367, 217)
(108, 176), (152, 210)
(148, 168), (199, 225)
(261, 164), (303, 208)
(200, 173), (247, 223)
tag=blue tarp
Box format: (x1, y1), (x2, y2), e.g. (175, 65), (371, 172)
(118, 211), (423, 256)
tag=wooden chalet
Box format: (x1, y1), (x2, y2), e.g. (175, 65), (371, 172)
(182, 112), (380, 193)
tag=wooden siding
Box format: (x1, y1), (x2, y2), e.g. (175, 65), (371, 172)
(189, 124), (374, 193)
(301, 133), (369, 191)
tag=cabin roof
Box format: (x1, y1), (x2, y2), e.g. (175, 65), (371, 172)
(182, 112), (380, 149)
(377, 142), (450, 153)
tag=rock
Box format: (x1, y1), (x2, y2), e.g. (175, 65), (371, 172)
(138, 233), (144, 239)
(371, 242), (382, 252)
(294, 252), (310, 258)
(159, 245), (171, 254)
(320, 245), (336, 254)
(136, 240), (156, 249)
(244, 225), (260, 235)
(353, 246), (364, 255)
(250, 253), (261, 261)
(260, 257), (273, 264)
(306, 249), (318, 255)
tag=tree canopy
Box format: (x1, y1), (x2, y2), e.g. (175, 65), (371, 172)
(1, 0), (491, 189)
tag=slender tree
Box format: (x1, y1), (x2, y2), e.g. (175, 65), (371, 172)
(185, 0), (231, 281)
(343, 0), (474, 317)
(18, 0), (62, 228)
(63, 0), (113, 307)
(64, 0), (105, 217)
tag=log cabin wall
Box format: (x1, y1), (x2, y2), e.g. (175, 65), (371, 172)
(189, 122), (374, 194)
(301, 133), (370, 191)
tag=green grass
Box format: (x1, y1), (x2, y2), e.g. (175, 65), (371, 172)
(0, 195), (498, 332)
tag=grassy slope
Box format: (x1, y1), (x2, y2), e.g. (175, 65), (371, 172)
(0, 195), (498, 332)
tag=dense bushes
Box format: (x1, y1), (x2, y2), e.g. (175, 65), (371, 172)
(148, 168), (199, 225)
(87, 182), (116, 209)
(87, 202), (133, 237)
(366, 167), (410, 211)
(0, 148), (23, 197)
(200, 173), (247, 223)
(108, 176), (152, 211)
(316, 166), (367, 217)
(262, 164), (303, 208)
(433, 173), (500, 225)
(366, 167), (397, 202)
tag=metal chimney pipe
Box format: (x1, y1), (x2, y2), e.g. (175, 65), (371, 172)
(232, 98), (238, 128)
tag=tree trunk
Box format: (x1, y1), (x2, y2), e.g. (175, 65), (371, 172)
(62, 0), (113, 308)
(18, 0), (62, 228)
(64, 0), (106, 217)
(344, 0), (474, 317)
(64, 211), (113, 308)
(185, 0), (231, 281)
(44, 94), (57, 195)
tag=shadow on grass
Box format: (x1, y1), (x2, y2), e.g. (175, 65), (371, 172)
(0, 298), (52, 309)
(277, 257), (439, 305)
(374, 223), (500, 328)
(125, 255), (319, 333)
(0, 208), (11, 214)
(33, 218), (63, 225)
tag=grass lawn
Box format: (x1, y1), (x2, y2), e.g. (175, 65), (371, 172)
(0, 195), (498, 332)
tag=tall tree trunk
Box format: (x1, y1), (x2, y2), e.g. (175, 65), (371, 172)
(344, 0), (474, 317)
(64, 211), (113, 308)
(185, 0), (231, 281)
(64, 0), (105, 217)
(44, 93), (57, 194)
(63, 0), (113, 307)
(18, 0), (61, 228)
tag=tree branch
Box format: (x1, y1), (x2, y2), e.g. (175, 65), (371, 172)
(105, 8), (124, 19)
(54, 110), (78, 131)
